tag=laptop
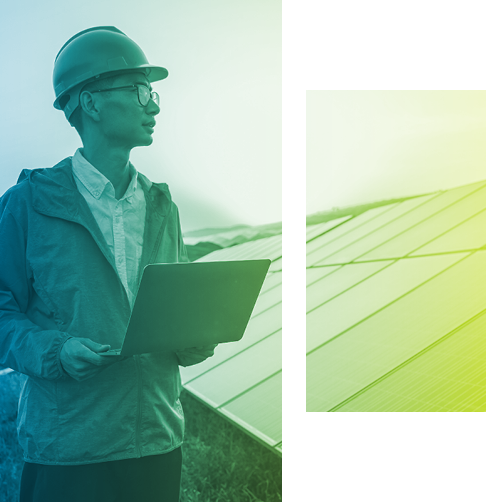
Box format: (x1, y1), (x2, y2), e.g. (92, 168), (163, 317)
(103, 259), (271, 357)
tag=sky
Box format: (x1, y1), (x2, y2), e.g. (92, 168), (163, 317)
(307, 90), (486, 215)
(0, 0), (281, 232)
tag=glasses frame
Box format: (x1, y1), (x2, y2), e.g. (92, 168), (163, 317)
(89, 84), (159, 107)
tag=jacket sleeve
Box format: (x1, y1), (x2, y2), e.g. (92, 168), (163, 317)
(0, 206), (71, 380)
(176, 345), (217, 367)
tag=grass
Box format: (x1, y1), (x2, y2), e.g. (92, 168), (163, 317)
(180, 390), (281, 501)
(0, 374), (281, 502)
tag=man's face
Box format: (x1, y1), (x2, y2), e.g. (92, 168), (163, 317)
(95, 71), (160, 150)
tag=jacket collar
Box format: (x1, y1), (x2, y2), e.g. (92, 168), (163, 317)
(19, 157), (172, 219)
(19, 156), (174, 289)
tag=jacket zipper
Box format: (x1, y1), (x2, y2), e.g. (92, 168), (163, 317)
(135, 354), (143, 457)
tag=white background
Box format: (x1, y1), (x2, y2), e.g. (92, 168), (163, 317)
(284, 0), (486, 500)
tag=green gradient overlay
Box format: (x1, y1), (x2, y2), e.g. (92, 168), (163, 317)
(307, 90), (486, 412)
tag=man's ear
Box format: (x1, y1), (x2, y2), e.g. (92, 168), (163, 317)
(79, 91), (102, 123)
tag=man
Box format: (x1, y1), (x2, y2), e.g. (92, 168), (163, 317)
(0, 26), (215, 501)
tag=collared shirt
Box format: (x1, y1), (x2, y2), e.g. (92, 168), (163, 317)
(72, 148), (148, 308)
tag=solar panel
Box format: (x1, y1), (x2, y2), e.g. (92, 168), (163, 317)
(181, 305), (281, 383)
(306, 216), (351, 242)
(359, 182), (486, 261)
(269, 257), (282, 272)
(260, 271), (282, 292)
(221, 372), (282, 444)
(306, 261), (392, 312)
(198, 234), (281, 262)
(306, 253), (464, 353)
(411, 208), (486, 255)
(252, 278), (281, 316)
(335, 311), (486, 412)
(306, 205), (395, 260)
(307, 250), (486, 412)
(312, 196), (435, 266)
(306, 266), (341, 286)
(185, 333), (281, 407)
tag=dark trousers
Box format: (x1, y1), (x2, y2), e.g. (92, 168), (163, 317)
(19, 447), (182, 502)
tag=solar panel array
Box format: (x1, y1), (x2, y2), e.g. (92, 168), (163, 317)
(181, 235), (282, 453)
(306, 180), (486, 412)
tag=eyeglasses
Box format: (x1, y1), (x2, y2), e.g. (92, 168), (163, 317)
(90, 84), (159, 107)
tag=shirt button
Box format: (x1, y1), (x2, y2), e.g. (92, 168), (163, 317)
(93, 191), (100, 197)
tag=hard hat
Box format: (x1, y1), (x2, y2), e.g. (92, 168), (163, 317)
(53, 26), (168, 121)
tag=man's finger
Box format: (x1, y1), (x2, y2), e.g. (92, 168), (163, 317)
(80, 338), (111, 353)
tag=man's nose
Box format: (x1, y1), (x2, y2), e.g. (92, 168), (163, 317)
(146, 98), (160, 116)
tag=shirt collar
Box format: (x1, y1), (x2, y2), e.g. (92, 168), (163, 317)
(71, 149), (144, 201)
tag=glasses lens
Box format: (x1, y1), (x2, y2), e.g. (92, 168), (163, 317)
(151, 91), (160, 106)
(137, 86), (150, 106)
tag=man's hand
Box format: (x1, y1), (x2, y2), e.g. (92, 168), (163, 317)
(176, 344), (218, 367)
(60, 337), (118, 381)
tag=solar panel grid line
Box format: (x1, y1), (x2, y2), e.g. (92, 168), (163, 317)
(319, 251), (470, 266)
(306, 260), (395, 313)
(403, 203), (486, 257)
(184, 334), (282, 407)
(322, 184), (486, 265)
(197, 234), (281, 262)
(306, 204), (409, 267)
(410, 205), (486, 256)
(269, 258), (282, 271)
(260, 271), (282, 292)
(220, 372), (281, 442)
(306, 265), (342, 287)
(305, 205), (398, 259)
(181, 328), (282, 385)
(217, 369), (282, 408)
(252, 287), (282, 317)
(250, 295), (282, 321)
(312, 195), (438, 266)
(305, 216), (353, 243)
(306, 252), (471, 355)
(330, 306), (486, 412)
(357, 181), (486, 262)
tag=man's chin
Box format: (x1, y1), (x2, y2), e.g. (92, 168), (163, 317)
(134, 136), (154, 148)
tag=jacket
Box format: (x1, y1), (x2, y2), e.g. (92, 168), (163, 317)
(0, 157), (188, 465)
